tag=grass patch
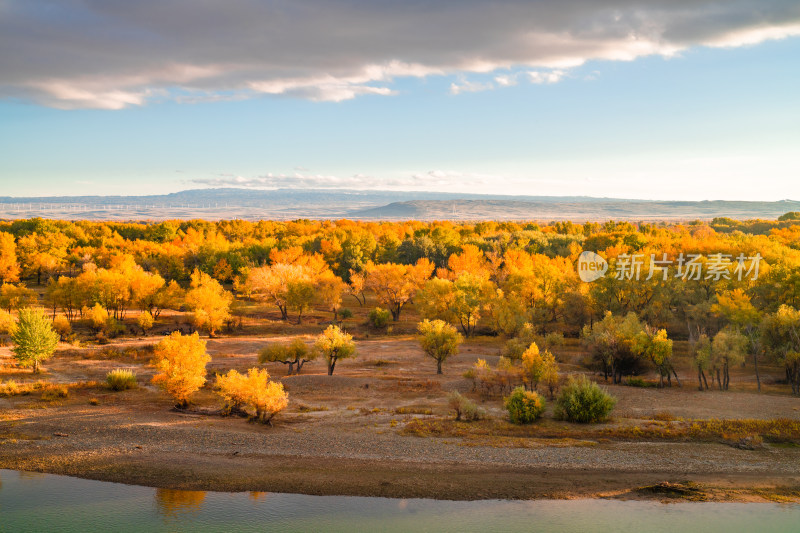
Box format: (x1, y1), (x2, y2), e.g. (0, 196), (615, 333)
(1, 379), (97, 398)
(296, 404), (329, 413)
(366, 359), (395, 367)
(625, 377), (658, 388)
(394, 406), (433, 415)
(402, 417), (800, 445)
(652, 411), (678, 422)
(106, 369), (138, 391)
(40, 385), (69, 401)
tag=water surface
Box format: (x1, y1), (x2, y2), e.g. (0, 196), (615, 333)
(1, 469), (799, 532)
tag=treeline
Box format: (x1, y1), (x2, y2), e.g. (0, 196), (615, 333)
(0, 216), (799, 393)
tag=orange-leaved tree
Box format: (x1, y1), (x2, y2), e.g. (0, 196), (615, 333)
(364, 258), (434, 321)
(0, 232), (20, 284)
(151, 331), (210, 408)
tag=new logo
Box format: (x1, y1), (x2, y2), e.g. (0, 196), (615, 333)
(577, 251), (608, 282)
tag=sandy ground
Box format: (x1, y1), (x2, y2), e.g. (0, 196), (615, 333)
(2, 332), (800, 501)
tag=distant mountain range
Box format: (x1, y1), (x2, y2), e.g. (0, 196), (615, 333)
(0, 188), (797, 221)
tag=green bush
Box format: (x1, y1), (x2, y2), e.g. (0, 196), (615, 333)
(106, 369), (138, 391)
(104, 318), (125, 338)
(554, 375), (616, 423)
(447, 391), (485, 421)
(625, 377), (655, 388)
(368, 307), (391, 329)
(504, 386), (545, 424)
(339, 308), (353, 320)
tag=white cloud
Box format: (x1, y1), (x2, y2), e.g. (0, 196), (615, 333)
(494, 74), (518, 87)
(192, 169), (500, 191)
(450, 80), (494, 95)
(2, 1), (799, 108)
(526, 70), (567, 85)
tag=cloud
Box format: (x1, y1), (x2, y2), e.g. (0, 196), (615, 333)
(527, 70), (567, 84)
(191, 170), (499, 190)
(450, 79), (495, 95)
(2, 1), (799, 108)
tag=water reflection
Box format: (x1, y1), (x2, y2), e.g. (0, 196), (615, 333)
(2, 469), (800, 533)
(155, 488), (207, 521)
(248, 491), (270, 501)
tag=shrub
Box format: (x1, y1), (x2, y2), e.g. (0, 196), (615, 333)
(52, 315), (72, 340)
(41, 384), (69, 401)
(137, 311), (154, 335)
(368, 307), (391, 329)
(0, 309), (16, 335)
(215, 368), (288, 425)
(447, 391), (485, 421)
(106, 369), (138, 391)
(504, 386), (546, 424)
(84, 303), (109, 331)
(104, 317), (125, 338)
(625, 377), (654, 388)
(554, 375), (617, 423)
(0, 379), (22, 396)
(339, 308), (353, 320)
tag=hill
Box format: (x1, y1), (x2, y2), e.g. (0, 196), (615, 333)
(0, 188), (797, 221)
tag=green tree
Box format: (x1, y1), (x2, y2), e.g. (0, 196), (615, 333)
(713, 289), (763, 391)
(760, 305), (800, 395)
(11, 307), (59, 373)
(259, 338), (317, 375)
(287, 279), (315, 324)
(581, 312), (647, 384)
(417, 319), (463, 374)
(711, 327), (748, 391)
(692, 335), (712, 391)
(635, 327), (679, 388)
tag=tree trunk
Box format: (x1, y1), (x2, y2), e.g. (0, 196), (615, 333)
(437, 359), (443, 375)
(327, 359), (336, 375)
(671, 367), (682, 387)
(752, 351), (761, 393)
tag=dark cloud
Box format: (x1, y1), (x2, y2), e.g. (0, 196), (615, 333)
(2, 1), (798, 108)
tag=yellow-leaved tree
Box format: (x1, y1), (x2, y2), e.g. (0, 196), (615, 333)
(185, 269), (233, 337)
(417, 319), (463, 375)
(215, 368), (288, 425)
(314, 325), (357, 375)
(151, 332), (210, 409)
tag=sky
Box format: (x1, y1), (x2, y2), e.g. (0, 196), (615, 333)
(0, 0), (799, 201)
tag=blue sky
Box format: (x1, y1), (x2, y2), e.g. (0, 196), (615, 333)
(1, 1), (799, 201)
